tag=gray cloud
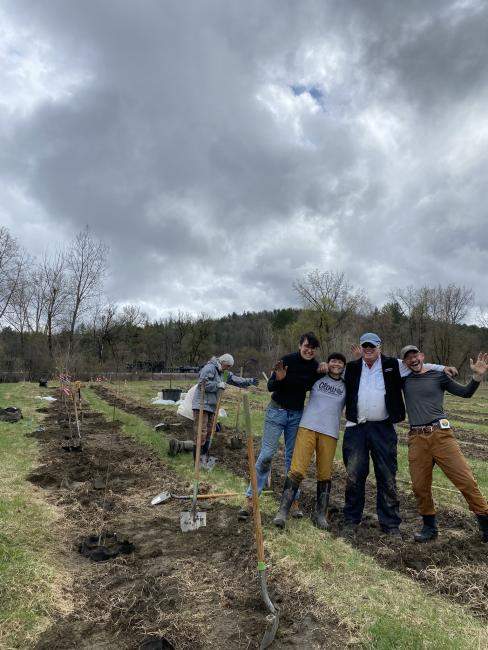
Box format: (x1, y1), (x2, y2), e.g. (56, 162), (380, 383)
(1, 0), (487, 319)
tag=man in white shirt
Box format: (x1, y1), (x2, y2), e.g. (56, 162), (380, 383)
(342, 332), (452, 537)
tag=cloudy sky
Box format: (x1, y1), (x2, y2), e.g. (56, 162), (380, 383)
(1, 0), (487, 319)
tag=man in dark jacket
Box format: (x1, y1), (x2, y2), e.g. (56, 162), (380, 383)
(239, 332), (322, 519)
(342, 332), (449, 536)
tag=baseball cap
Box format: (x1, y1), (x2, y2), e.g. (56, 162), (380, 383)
(401, 345), (420, 359)
(359, 332), (382, 347)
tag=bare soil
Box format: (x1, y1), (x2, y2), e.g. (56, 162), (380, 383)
(30, 396), (348, 649)
(91, 385), (488, 621)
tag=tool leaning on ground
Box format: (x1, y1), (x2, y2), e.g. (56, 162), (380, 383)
(243, 394), (279, 649)
(200, 388), (223, 470)
(180, 381), (207, 532)
(151, 491), (240, 505)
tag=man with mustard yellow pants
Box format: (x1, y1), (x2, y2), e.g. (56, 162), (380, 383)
(273, 353), (346, 530)
(402, 346), (488, 543)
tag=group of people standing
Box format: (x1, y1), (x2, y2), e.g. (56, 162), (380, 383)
(191, 334), (488, 543)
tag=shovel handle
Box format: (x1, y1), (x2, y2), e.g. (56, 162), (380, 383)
(243, 394), (265, 565)
(196, 492), (239, 499)
(192, 381), (206, 506)
(209, 390), (223, 441)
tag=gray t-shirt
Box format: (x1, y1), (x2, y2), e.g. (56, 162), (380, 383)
(403, 370), (480, 426)
(299, 375), (346, 439)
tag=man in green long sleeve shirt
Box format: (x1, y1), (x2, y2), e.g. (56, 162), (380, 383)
(402, 346), (488, 543)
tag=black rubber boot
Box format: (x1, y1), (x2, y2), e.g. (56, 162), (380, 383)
(414, 515), (438, 543)
(313, 480), (331, 530)
(476, 514), (488, 543)
(168, 438), (182, 456)
(168, 439), (194, 456)
(273, 478), (300, 529)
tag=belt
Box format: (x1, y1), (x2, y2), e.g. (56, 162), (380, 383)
(409, 421), (442, 435)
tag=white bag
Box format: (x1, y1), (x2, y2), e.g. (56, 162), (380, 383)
(177, 383), (198, 420)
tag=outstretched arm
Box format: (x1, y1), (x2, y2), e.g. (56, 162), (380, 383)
(398, 358), (457, 378)
(441, 352), (487, 397)
(226, 373), (259, 388)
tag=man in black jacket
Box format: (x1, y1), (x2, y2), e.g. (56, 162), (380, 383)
(238, 332), (321, 519)
(342, 332), (450, 536)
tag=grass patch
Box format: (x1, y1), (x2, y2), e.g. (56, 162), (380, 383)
(0, 383), (70, 649)
(87, 386), (487, 649)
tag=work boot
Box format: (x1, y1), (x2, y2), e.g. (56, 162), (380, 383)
(168, 439), (194, 456)
(414, 515), (438, 543)
(273, 478), (300, 529)
(312, 480), (331, 530)
(168, 438), (182, 456)
(238, 496), (253, 521)
(476, 514), (488, 543)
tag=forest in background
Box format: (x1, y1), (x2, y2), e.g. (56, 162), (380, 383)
(1, 225), (487, 379)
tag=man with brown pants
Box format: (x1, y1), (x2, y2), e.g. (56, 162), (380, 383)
(402, 346), (488, 543)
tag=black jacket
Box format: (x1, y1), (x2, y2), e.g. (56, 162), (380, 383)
(267, 352), (319, 411)
(344, 355), (405, 424)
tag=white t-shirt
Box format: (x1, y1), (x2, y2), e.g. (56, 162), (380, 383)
(299, 375), (346, 439)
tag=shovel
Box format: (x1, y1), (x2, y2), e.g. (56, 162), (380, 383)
(180, 381), (206, 532)
(243, 394), (279, 649)
(151, 491), (239, 505)
(201, 389), (223, 471)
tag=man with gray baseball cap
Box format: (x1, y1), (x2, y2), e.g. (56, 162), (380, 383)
(402, 347), (488, 542)
(342, 333), (452, 537)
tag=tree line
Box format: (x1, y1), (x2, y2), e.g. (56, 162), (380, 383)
(0, 227), (487, 379)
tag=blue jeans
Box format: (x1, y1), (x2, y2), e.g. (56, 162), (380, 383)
(246, 405), (302, 498)
(342, 420), (401, 531)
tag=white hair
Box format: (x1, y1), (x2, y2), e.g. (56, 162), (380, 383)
(218, 353), (234, 367)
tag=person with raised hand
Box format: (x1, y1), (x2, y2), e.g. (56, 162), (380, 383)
(238, 332), (323, 520)
(402, 348), (488, 543)
(273, 352), (346, 530)
(341, 332), (453, 538)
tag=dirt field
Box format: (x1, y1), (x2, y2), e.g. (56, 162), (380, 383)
(28, 395), (347, 649)
(3, 381), (488, 649)
(91, 384), (488, 621)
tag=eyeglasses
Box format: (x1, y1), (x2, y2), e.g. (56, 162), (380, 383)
(361, 343), (377, 349)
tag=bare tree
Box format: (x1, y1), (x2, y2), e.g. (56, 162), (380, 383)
(428, 284), (474, 364)
(0, 227), (24, 322)
(42, 250), (68, 358)
(90, 302), (118, 363)
(4, 267), (35, 355)
(294, 270), (367, 353)
(66, 229), (108, 352)
(389, 285), (431, 349)
(183, 314), (213, 364)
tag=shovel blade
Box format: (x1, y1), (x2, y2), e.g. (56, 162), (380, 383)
(180, 510), (206, 532)
(150, 491), (171, 505)
(260, 612), (280, 650)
